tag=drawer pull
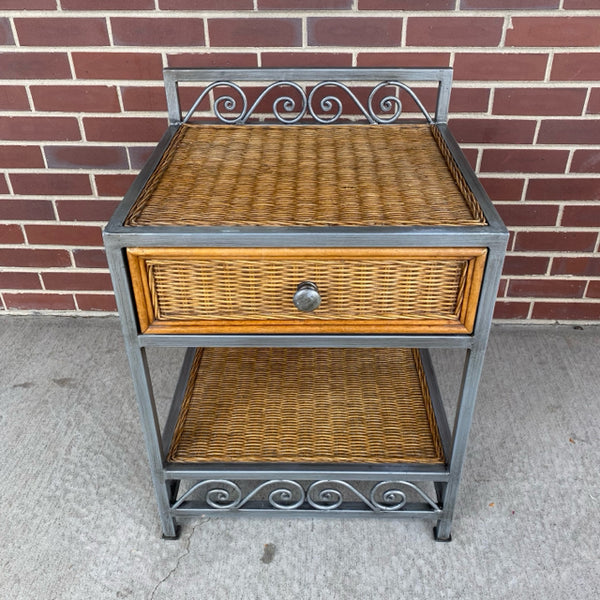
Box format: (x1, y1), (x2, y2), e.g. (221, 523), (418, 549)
(293, 281), (321, 312)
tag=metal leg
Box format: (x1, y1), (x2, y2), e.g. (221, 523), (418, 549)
(128, 346), (179, 538)
(105, 244), (178, 539)
(434, 343), (487, 542)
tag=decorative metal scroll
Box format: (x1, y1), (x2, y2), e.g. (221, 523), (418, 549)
(182, 80), (433, 125)
(171, 479), (441, 513)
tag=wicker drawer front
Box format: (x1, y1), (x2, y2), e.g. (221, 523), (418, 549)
(127, 247), (487, 334)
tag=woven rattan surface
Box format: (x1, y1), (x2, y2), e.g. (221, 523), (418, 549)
(147, 254), (467, 322)
(125, 124), (486, 227)
(167, 347), (445, 465)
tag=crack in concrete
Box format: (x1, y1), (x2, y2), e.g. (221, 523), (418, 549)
(149, 518), (209, 600)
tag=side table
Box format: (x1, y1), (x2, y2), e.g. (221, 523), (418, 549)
(104, 67), (507, 541)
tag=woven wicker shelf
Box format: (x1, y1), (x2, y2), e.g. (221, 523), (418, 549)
(167, 347), (445, 466)
(124, 124), (486, 228)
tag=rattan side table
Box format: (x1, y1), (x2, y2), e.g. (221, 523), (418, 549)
(104, 68), (507, 541)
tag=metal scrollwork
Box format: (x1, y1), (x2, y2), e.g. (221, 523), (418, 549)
(182, 80), (433, 124)
(245, 480), (306, 510)
(172, 479), (305, 511)
(243, 81), (307, 124)
(172, 479), (440, 513)
(307, 81), (371, 124)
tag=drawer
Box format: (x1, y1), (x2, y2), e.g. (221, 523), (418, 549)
(127, 247), (487, 335)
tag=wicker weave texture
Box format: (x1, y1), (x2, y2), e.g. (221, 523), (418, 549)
(148, 256), (467, 322)
(167, 347), (445, 465)
(125, 124), (486, 228)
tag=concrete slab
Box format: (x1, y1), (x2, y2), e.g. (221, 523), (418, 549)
(0, 316), (598, 599)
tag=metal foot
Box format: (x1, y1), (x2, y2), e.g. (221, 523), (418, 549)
(162, 524), (181, 540)
(433, 525), (452, 542)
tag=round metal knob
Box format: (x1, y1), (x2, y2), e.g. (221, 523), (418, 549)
(293, 281), (321, 312)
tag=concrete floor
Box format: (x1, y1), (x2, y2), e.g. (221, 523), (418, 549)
(0, 316), (598, 599)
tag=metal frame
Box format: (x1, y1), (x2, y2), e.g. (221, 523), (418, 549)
(104, 67), (507, 541)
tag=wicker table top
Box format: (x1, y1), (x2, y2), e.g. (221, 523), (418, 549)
(125, 124), (486, 228)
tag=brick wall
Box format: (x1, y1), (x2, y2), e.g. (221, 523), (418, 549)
(1, 2), (599, 321)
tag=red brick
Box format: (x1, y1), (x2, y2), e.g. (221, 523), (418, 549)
(76, 293), (117, 312)
(356, 52), (450, 68)
(31, 85), (120, 113)
(95, 174), (137, 197)
(0, 52), (71, 79)
(588, 90), (600, 114)
(0, 117), (80, 142)
(15, 18), (109, 46)
(563, 0), (600, 8)
(502, 255), (549, 276)
(121, 86), (167, 112)
(45, 146), (128, 170)
(0, 272), (41, 290)
(570, 150), (600, 174)
(10, 174), (91, 197)
(308, 17), (402, 47)
(508, 278), (586, 298)
(359, 0), (453, 7)
(531, 301), (600, 321)
(160, 0), (251, 7)
(0, 146), (44, 169)
(0, 225), (25, 244)
(495, 203), (559, 227)
(461, 0), (558, 7)
(0, 199), (55, 221)
(0, 86), (30, 110)
(561, 205), (600, 228)
(481, 149), (569, 174)
(0, 19), (14, 45)
(43, 271), (113, 291)
(480, 177), (525, 202)
(453, 53), (548, 82)
(450, 118), (536, 144)
(262, 52), (353, 68)
(497, 278), (507, 297)
(63, 0), (154, 8)
(261, 0), (350, 6)
(551, 53), (600, 81)
(586, 281), (600, 299)
(538, 119), (600, 145)
(493, 301), (530, 319)
(25, 224), (103, 246)
(83, 117), (167, 143)
(209, 18), (302, 48)
(72, 52), (163, 80)
(4, 292), (76, 311)
(462, 148), (478, 170)
(450, 88), (490, 113)
(73, 249), (109, 269)
(514, 231), (597, 252)
(167, 52), (258, 69)
(3, 0), (56, 7)
(551, 256), (600, 277)
(128, 147), (154, 169)
(111, 18), (205, 47)
(56, 199), (120, 222)
(407, 17), (503, 47)
(0, 248), (71, 267)
(526, 178), (600, 201)
(0, 176), (8, 195)
(506, 17), (600, 47)
(493, 88), (586, 116)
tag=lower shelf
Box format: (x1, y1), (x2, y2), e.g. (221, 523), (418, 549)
(167, 347), (445, 466)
